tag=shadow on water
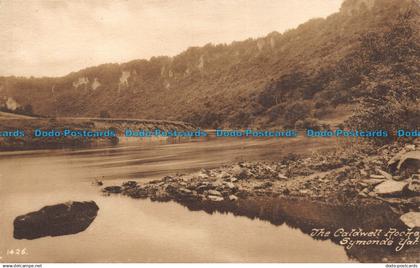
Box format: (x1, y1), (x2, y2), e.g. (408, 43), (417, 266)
(171, 197), (419, 263)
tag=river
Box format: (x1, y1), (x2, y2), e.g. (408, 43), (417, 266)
(0, 136), (351, 262)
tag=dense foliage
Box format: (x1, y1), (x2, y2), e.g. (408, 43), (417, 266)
(346, 7), (420, 138)
(0, 0), (418, 132)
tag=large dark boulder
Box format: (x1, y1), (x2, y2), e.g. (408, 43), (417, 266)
(13, 201), (99, 240)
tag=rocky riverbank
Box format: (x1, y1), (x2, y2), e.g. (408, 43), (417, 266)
(99, 139), (420, 262)
(102, 139), (420, 229)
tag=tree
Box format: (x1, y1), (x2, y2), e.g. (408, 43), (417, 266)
(22, 104), (33, 115)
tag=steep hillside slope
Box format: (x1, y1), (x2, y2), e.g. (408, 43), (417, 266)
(0, 0), (418, 128)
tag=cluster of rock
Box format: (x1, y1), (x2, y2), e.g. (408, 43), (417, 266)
(102, 141), (420, 228)
(103, 162), (286, 204)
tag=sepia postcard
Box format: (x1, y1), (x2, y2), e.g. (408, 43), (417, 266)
(0, 0), (419, 266)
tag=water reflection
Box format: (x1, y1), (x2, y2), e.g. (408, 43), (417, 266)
(173, 196), (419, 263)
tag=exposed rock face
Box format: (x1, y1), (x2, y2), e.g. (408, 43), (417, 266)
(92, 78), (101, 90)
(72, 77), (89, 89)
(119, 71), (131, 88)
(13, 201), (99, 240)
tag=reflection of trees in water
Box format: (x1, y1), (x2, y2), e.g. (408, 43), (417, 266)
(175, 197), (419, 263)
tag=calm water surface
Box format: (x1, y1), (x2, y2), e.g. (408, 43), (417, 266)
(0, 137), (350, 262)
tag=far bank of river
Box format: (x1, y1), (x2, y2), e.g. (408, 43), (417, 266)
(0, 117), (194, 150)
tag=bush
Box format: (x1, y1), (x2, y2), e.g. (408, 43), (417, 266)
(99, 110), (111, 118)
(314, 99), (328, 109)
(283, 101), (310, 128)
(295, 118), (322, 130)
(346, 96), (420, 137)
(268, 103), (286, 122)
(294, 120), (304, 129)
(314, 106), (332, 119)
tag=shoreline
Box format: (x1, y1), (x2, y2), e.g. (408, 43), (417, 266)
(103, 141), (420, 210)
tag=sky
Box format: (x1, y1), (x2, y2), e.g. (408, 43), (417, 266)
(0, 0), (343, 77)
